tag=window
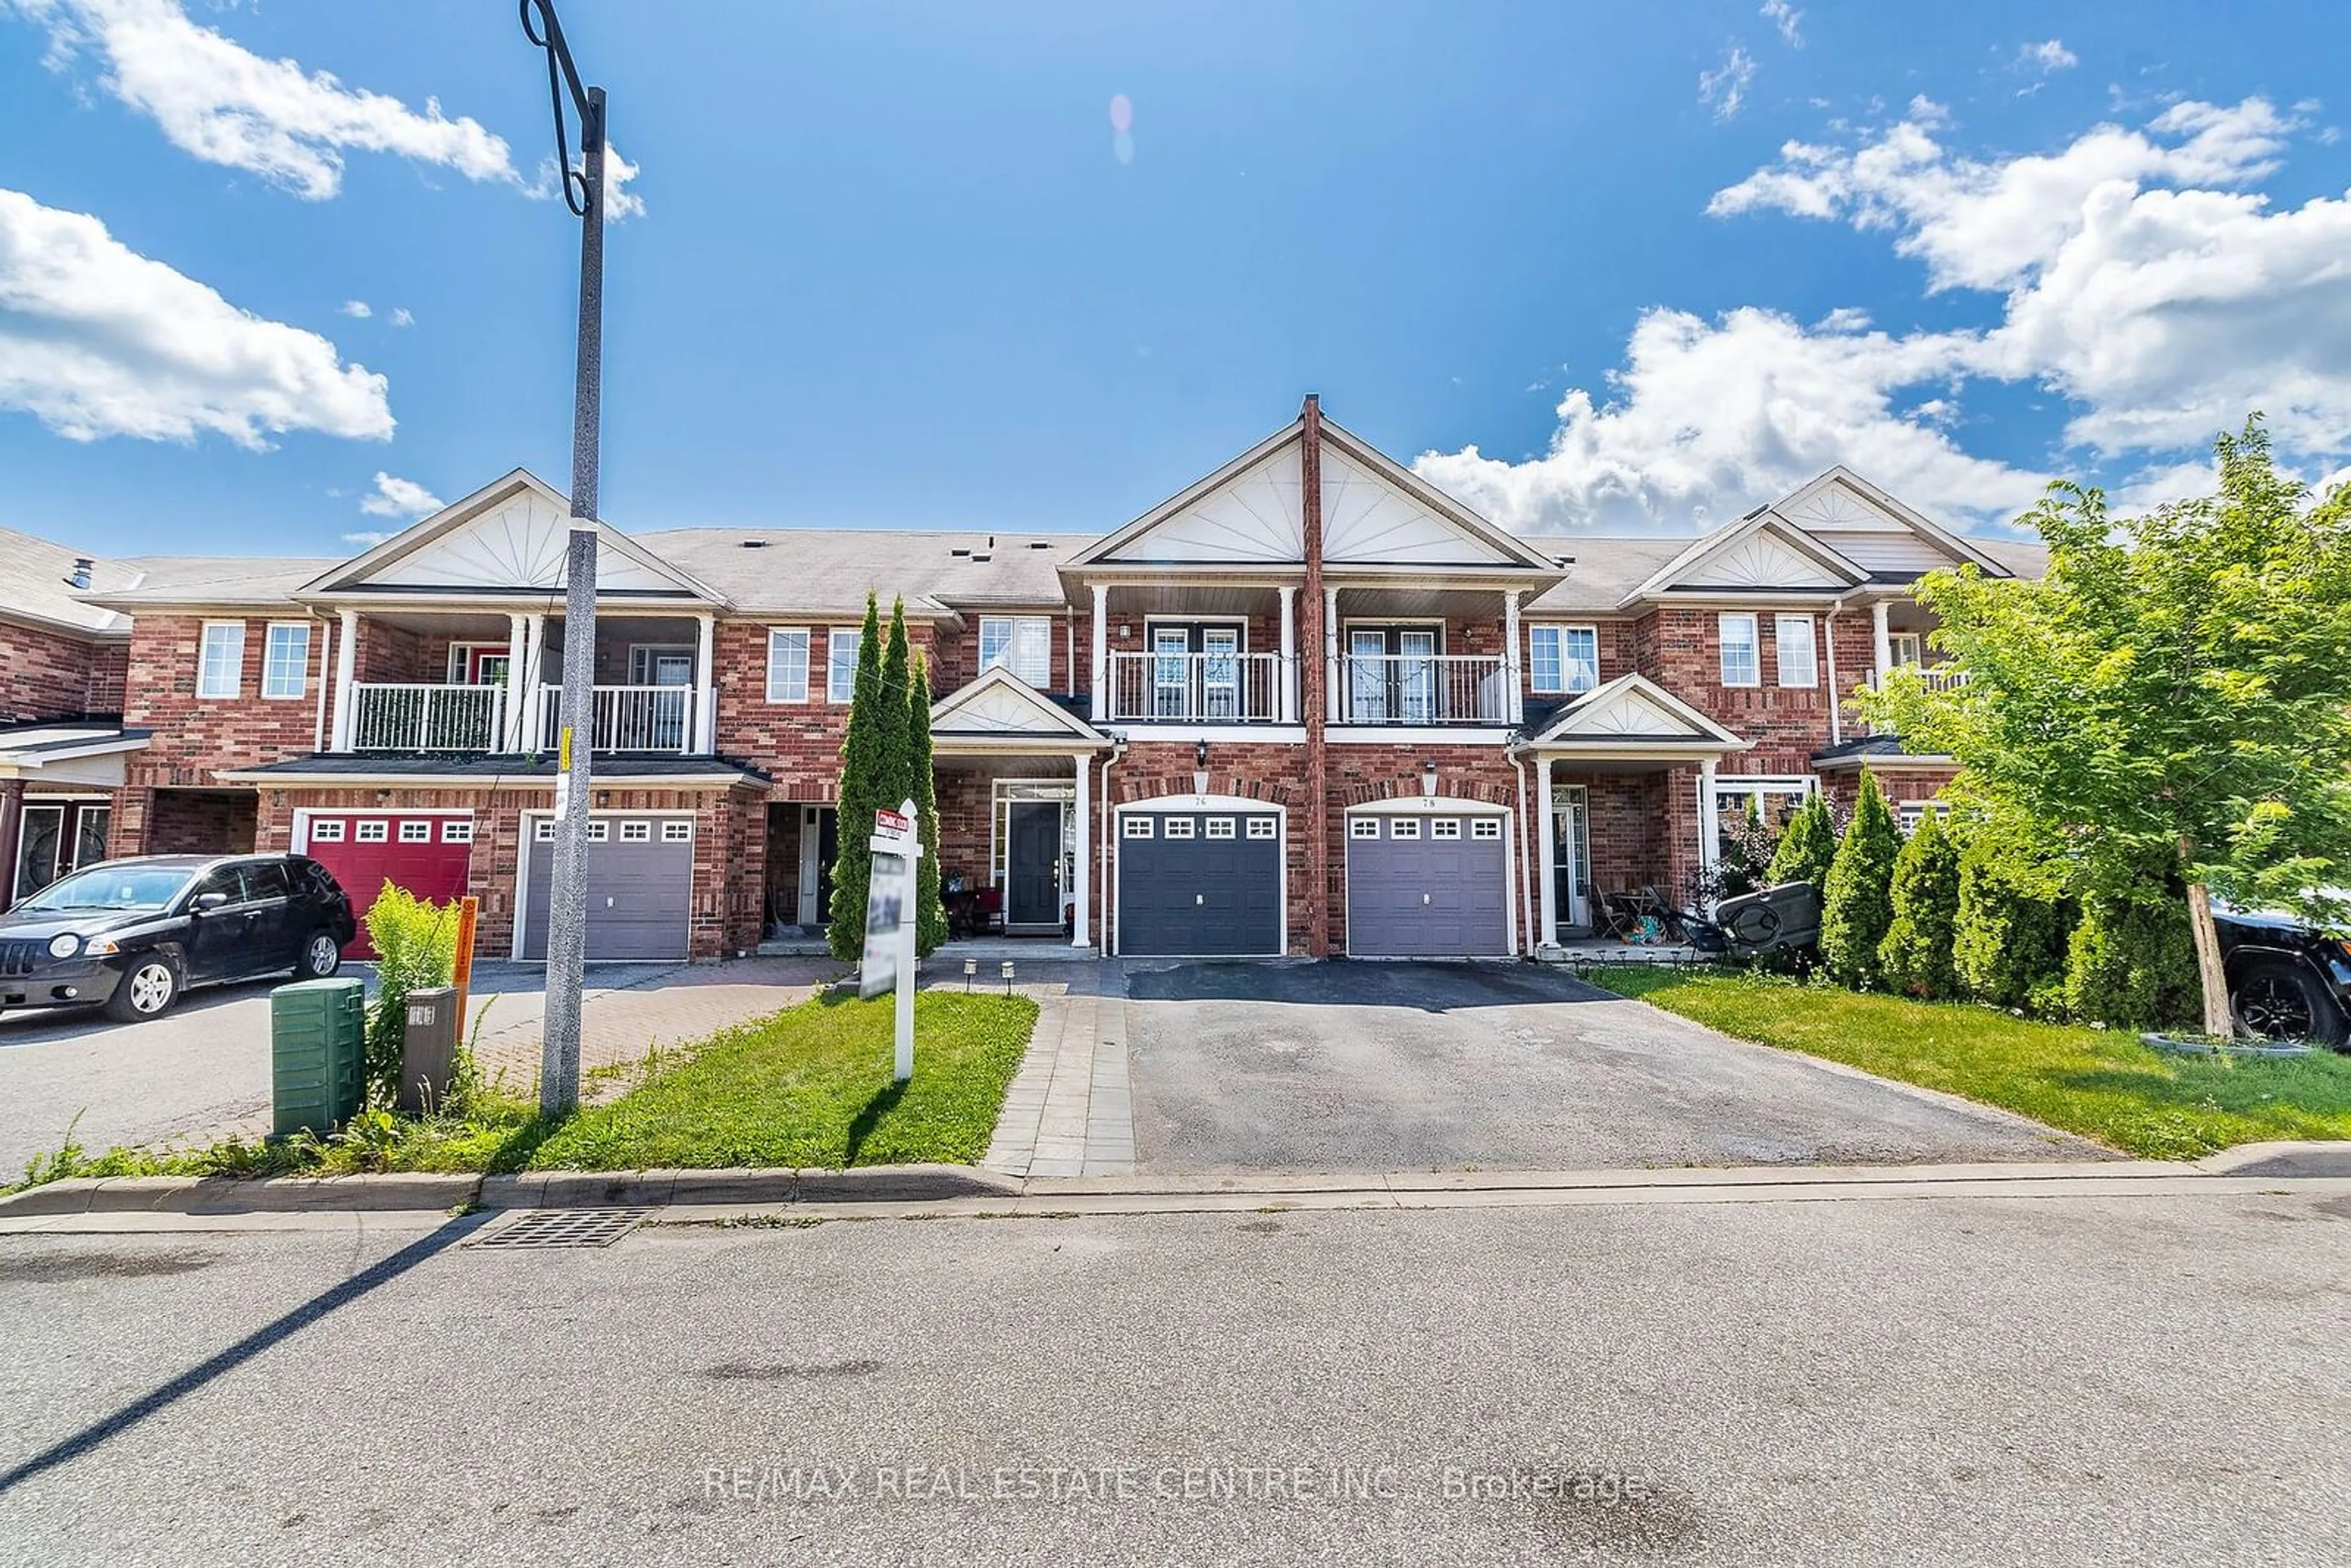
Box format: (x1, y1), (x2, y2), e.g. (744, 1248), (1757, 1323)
(1888, 632), (1924, 668)
(261, 623), (310, 700)
(621, 820), (652, 842)
(1123, 817), (1153, 839)
(1389, 817), (1421, 839)
(1348, 626), (1441, 722)
(534, 819), (557, 842)
(1351, 817), (1381, 839)
(1471, 819), (1502, 841)
(399, 820), (431, 842)
(356, 820), (388, 843)
(1774, 615), (1818, 689)
(1431, 818), (1462, 840)
(588, 820), (610, 842)
(1163, 817), (1196, 839)
(1898, 801), (1949, 835)
(766, 629), (810, 703)
(197, 622), (244, 699)
(1247, 817), (1278, 840)
(309, 819), (345, 843)
(827, 628), (861, 702)
(244, 862), (291, 900)
(662, 821), (693, 842)
(1528, 625), (1600, 694)
(442, 820), (473, 843)
(979, 616), (1053, 686)
(1718, 613), (1760, 687)
(1204, 817), (1236, 839)
(1708, 777), (1815, 869)
(1148, 622), (1245, 719)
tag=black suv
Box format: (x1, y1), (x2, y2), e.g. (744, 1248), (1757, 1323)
(2219, 903), (2351, 1048)
(0, 855), (357, 1022)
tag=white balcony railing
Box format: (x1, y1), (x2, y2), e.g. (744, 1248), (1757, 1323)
(1872, 664), (1971, 692)
(1106, 651), (1286, 723)
(539, 683), (697, 752)
(348, 682), (505, 751)
(1337, 653), (1511, 726)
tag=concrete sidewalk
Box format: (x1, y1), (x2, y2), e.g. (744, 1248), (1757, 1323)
(981, 964), (1135, 1179)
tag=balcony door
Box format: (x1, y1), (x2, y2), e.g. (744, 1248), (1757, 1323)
(1150, 621), (1243, 721)
(1348, 626), (1439, 724)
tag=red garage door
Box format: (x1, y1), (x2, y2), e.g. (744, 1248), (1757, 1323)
(298, 812), (475, 958)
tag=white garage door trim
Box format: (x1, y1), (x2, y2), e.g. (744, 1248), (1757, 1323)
(1341, 795), (1517, 959)
(514, 809), (697, 961)
(1111, 793), (1287, 959)
(290, 806), (476, 854)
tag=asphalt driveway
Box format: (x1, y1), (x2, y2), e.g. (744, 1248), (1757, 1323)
(1121, 960), (2103, 1172)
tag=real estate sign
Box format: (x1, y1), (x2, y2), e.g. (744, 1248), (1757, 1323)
(862, 801), (922, 1082)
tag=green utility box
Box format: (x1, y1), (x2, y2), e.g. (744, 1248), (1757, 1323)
(271, 977), (366, 1137)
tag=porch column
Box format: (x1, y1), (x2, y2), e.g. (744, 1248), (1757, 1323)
(1502, 589), (1524, 725)
(1535, 755), (1557, 948)
(522, 613), (549, 753)
(503, 612), (530, 751)
(1089, 582), (1108, 721)
(1698, 757), (1721, 882)
(1871, 599), (1891, 688)
(1071, 751), (1092, 948)
(1322, 584), (1340, 721)
(1277, 585), (1297, 723)
(330, 607), (359, 751)
(694, 612), (717, 754)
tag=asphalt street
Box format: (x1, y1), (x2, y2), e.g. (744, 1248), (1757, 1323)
(2, 1187), (2345, 1565)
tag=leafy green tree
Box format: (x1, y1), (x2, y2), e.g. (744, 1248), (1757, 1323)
(827, 593), (888, 961)
(1820, 771), (1902, 989)
(1766, 790), (1838, 895)
(907, 649), (948, 957)
(1952, 820), (2072, 1013)
(1878, 811), (1962, 999)
(2064, 882), (2199, 1029)
(1865, 419), (2351, 1035)
(361, 885), (457, 1108)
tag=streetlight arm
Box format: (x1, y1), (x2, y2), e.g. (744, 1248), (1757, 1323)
(520, 0), (600, 218)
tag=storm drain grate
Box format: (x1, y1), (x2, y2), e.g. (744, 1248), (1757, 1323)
(465, 1208), (654, 1250)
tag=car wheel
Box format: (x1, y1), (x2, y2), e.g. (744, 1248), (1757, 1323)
(299, 930), (343, 979)
(105, 957), (179, 1022)
(2232, 961), (2348, 1046)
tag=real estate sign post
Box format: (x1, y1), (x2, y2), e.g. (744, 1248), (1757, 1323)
(864, 799), (921, 1081)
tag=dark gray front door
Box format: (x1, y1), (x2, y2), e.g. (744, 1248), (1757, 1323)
(1347, 814), (1509, 956)
(522, 816), (693, 960)
(1117, 809), (1283, 956)
(1005, 802), (1062, 929)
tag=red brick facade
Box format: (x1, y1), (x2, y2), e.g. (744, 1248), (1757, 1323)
(0, 619), (127, 722)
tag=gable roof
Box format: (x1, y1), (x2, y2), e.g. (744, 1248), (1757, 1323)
(296, 470), (726, 605)
(1517, 672), (1749, 755)
(927, 666), (1110, 751)
(1767, 467), (2012, 577)
(0, 527), (139, 636)
(1619, 513), (1867, 606)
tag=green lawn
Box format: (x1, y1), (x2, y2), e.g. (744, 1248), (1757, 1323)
(1592, 966), (2351, 1160)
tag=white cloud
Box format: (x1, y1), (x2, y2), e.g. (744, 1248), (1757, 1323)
(10, 0), (517, 199)
(2021, 39), (2079, 73)
(339, 298), (370, 318)
(1761, 1), (1802, 48)
(1698, 47), (1756, 122)
(0, 186), (391, 446)
(342, 530), (392, 547)
(389, 306), (413, 328)
(528, 142), (646, 222)
(358, 471), (442, 519)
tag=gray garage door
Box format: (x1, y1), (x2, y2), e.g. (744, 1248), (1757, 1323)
(1117, 808), (1283, 956)
(520, 814), (694, 961)
(1346, 812), (1509, 957)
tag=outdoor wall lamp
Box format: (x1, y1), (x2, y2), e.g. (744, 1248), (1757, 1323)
(1421, 760), (1439, 800)
(1194, 738), (1210, 798)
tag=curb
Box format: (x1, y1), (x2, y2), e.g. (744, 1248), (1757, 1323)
(2192, 1141), (2351, 1179)
(0, 1172), (483, 1217)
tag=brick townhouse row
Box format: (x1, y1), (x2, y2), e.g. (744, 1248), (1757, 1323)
(0, 397), (2028, 961)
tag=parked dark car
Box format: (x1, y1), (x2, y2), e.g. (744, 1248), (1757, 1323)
(0, 854), (356, 1022)
(2218, 903), (2351, 1048)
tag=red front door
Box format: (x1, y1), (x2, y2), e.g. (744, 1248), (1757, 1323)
(299, 812), (475, 958)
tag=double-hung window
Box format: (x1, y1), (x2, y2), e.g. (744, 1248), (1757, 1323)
(260, 622), (310, 700)
(1774, 614), (1818, 689)
(827, 628), (861, 703)
(766, 629), (810, 703)
(1527, 625), (1599, 694)
(978, 615), (1052, 687)
(197, 622), (245, 699)
(1718, 613), (1760, 688)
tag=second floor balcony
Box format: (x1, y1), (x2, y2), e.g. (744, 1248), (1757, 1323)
(1336, 651), (1512, 726)
(1104, 651), (1288, 724)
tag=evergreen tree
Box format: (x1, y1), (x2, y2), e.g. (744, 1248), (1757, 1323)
(826, 593), (887, 961)
(907, 648), (948, 957)
(1819, 771), (1902, 989)
(876, 596), (913, 811)
(1878, 810), (1962, 999)
(1952, 819), (2072, 1013)
(1766, 791), (1838, 895)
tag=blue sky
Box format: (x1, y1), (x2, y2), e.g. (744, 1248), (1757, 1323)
(4, 0), (2349, 557)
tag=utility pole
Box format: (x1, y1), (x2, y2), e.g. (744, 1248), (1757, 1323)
(522, 0), (605, 1116)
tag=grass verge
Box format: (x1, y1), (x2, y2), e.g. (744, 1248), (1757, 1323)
(1592, 966), (2351, 1160)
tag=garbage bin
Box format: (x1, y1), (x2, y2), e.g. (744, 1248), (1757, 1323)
(397, 986), (460, 1116)
(271, 977), (365, 1137)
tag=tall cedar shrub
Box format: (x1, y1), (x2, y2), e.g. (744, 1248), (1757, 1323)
(877, 598), (913, 811)
(361, 884), (457, 1108)
(826, 593), (888, 961)
(1878, 811), (1962, 999)
(1766, 791), (1838, 895)
(1819, 771), (1902, 989)
(908, 650), (948, 957)
(1952, 827), (2072, 1012)
(2064, 886), (2200, 1029)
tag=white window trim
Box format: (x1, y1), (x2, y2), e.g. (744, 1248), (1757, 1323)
(766, 627), (811, 703)
(399, 821), (431, 842)
(260, 621), (310, 701)
(827, 627), (861, 704)
(1351, 817), (1381, 839)
(1774, 613), (1819, 689)
(1718, 613), (1761, 688)
(356, 820), (389, 843)
(979, 614), (1054, 687)
(196, 620), (245, 700)
(1526, 623), (1600, 695)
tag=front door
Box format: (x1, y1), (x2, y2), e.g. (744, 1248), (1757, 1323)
(1005, 802), (1062, 929)
(1551, 786), (1591, 934)
(14, 804), (64, 906)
